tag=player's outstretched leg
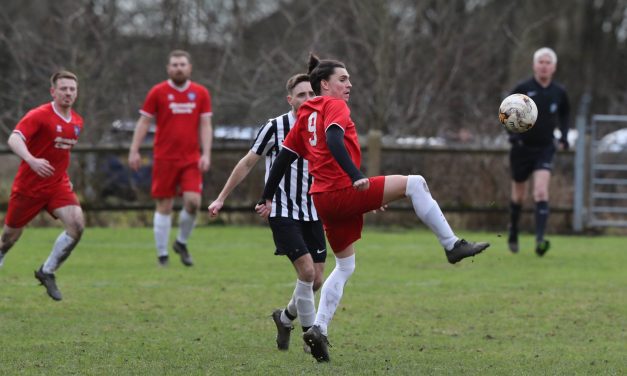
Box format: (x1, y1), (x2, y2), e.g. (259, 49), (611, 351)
(446, 239), (490, 264)
(34, 266), (62, 301)
(404, 175), (489, 263)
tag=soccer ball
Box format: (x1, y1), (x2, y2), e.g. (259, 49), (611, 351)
(498, 94), (538, 133)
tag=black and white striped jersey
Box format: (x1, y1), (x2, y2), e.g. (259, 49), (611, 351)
(251, 111), (318, 221)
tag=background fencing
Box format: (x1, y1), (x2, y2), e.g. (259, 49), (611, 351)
(0, 133), (578, 233)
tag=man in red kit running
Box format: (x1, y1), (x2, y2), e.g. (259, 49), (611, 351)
(129, 50), (213, 267)
(0, 70), (84, 301)
(256, 54), (490, 362)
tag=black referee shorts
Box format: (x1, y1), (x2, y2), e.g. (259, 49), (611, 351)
(268, 217), (327, 263)
(509, 142), (556, 182)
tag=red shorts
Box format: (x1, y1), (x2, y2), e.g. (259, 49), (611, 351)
(312, 176), (385, 253)
(5, 188), (80, 229)
(151, 159), (203, 198)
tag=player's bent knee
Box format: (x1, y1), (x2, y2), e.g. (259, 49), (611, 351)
(66, 222), (84, 241)
(297, 264), (316, 283)
(405, 175), (429, 196)
(534, 191), (549, 202)
(185, 201), (200, 214)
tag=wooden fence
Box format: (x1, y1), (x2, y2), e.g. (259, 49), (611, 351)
(0, 133), (576, 232)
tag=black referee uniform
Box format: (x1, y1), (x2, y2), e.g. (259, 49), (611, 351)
(251, 111), (326, 263)
(509, 77), (570, 182)
(507, 76), (570, 254)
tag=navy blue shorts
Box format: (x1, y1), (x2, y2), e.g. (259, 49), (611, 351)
(510, 142), (556, 182)
(268, 217), (327, 263)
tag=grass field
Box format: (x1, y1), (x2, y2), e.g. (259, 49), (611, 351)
(0, 225), (625, 375)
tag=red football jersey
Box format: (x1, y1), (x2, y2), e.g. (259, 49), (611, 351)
(140, 80), (212, 162)
(12, 102), (83, 196)
(283, 96), (361, 193)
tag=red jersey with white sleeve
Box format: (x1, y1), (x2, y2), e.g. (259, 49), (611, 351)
(11, 102), (83, 197)
(140, 79), (212, 162)
(283, 96), (361, 194)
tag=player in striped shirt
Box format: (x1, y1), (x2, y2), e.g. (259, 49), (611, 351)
(208, 74), (326, 352)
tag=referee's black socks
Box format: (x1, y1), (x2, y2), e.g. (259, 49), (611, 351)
(535, 201), (549, 242)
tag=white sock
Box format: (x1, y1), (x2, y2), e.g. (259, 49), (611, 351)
(176, 209), (196, 244)
(43, 232), (76, 274)
(294, 279), (315, 328)
(154, 212), (172, 257)
(405, 175), (458, 250)
(281, 296), (298, 325)
(314, 255), (356, 335)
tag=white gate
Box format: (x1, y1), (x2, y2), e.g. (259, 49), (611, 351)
(586, 115), (627, 227)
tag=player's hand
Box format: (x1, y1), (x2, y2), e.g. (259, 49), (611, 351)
(558, 139), (569, 151)
(128, 150), (141, 171)
(353, 178), (370, 191)
(27, 158), (55, 177)
(371, 204), (388, 214)
(198, 155), (211, 172)
(208, 200), (223, 217)
(255, 199), (272, 219)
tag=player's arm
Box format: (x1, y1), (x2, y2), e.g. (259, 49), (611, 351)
(128, 115), (151, 171)
(255, 148), (298, 218)
(199, 115), (213, 172)
(208, 151), (261, 217)
(7, 132), (54, 177)
(326, 124), (368, 190)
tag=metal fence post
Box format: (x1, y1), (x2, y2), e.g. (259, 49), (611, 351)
(573, 93), (591, 232)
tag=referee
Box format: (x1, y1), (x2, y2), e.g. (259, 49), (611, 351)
(507, 47), (570, 256)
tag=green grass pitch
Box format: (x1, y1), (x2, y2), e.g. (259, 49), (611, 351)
(0, 226), (625, 375)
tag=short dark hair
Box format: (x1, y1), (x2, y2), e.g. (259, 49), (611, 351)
(307, 53), (345, 95)
(285, 73), (310, 94)
(50, 70), (78, 87)
(168, 49), (192, 64)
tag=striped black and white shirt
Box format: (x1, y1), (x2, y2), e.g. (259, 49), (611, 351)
(251, 111), (318, 221)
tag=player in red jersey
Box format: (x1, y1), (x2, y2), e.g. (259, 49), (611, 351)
(129, 50), (212, 267)
(256, 55), (490, 362)
(0, 70), (85, 301)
